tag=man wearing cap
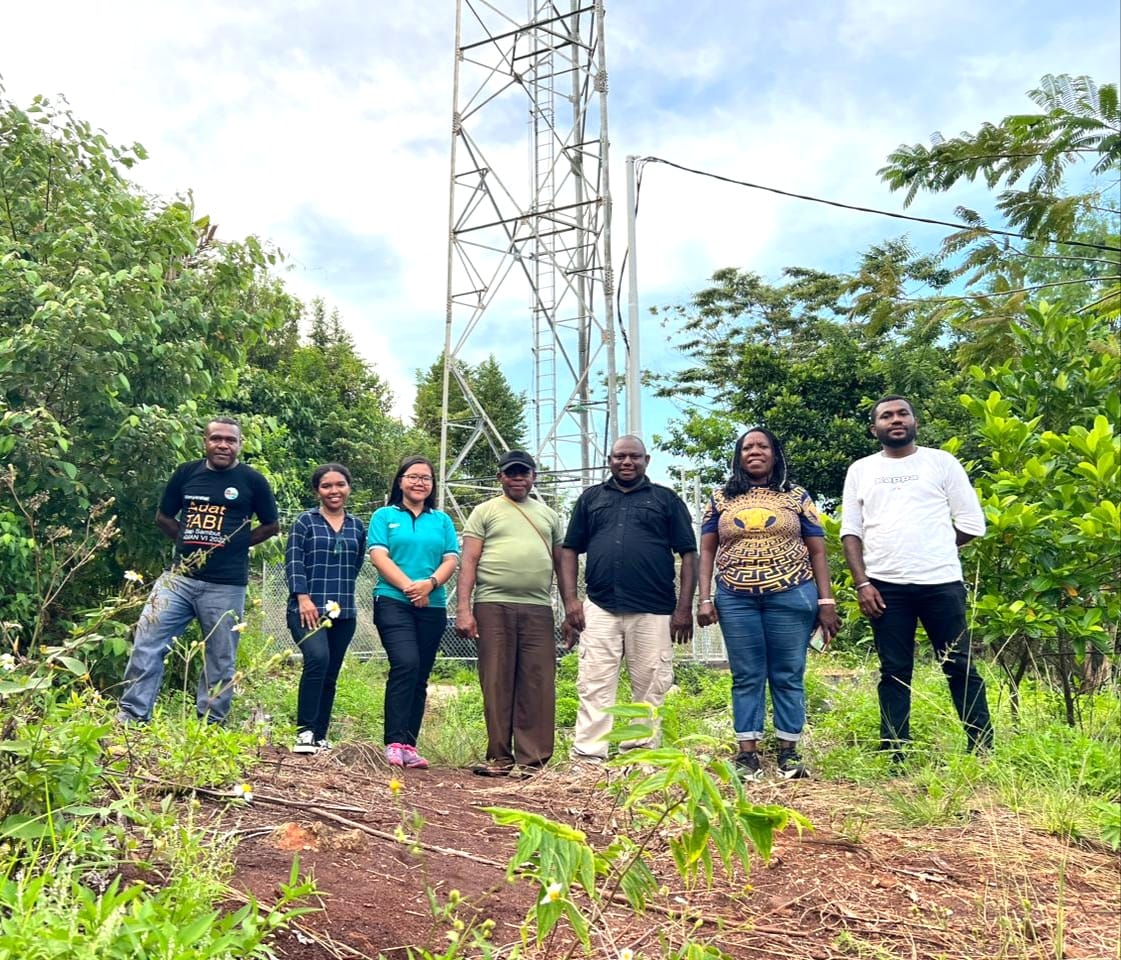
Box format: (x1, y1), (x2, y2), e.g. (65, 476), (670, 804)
(455, 450), (565, 775)
(560, 435), (698, 762)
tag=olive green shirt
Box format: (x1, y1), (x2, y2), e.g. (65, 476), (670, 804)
(461, 495), (562, 606)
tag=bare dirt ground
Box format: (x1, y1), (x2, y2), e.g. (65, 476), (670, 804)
(217, 746), (1120, 960)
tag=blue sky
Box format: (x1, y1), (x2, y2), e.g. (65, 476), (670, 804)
(2, 0), (1117, 484)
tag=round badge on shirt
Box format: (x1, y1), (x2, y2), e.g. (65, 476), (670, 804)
(224, 487), (239, 501)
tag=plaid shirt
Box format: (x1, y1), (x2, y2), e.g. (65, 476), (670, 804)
(285, 509), (366, 620)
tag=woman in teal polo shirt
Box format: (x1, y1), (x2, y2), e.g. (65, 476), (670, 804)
(368, 455), (459, 769)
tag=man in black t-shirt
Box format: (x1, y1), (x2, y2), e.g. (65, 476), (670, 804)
(560, 435), (697, 761)
(118, 418), (279, 724)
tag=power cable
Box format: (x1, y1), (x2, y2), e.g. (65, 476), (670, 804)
(637, 155), (1121, 254)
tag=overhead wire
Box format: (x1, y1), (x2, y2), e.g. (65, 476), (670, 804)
(635, 155), (1121, 253)
(611, 154), (1119, 358)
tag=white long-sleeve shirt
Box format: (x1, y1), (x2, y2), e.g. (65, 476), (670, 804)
(840, 446), (985, 585)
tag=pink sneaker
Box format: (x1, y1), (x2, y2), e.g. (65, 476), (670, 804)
(385, 743), (405, 767)
(401, 744), (429, 769)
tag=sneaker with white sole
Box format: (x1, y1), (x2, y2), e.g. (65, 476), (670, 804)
(385, 742), (406, 767)
(316, 738), (331, 751)
(734, 750), (765, 781)
(293, 730), (318, 755)
(776, 746), (808, 779)
(401, 744), (429, 769)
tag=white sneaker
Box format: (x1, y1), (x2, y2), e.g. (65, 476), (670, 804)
(316, 738), (331, 751)
(292, 730), (318, 754)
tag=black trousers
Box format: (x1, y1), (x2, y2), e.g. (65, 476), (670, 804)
(374, 597), (446, 747)
(869, 580), (993, 753)
(288, 611), (356, 740)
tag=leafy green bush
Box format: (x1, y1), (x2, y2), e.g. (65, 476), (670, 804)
(0, 848), (315, 959)
(113, 713), (261, 789)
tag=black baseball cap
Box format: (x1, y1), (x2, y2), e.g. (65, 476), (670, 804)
(498, 450), (536, 472)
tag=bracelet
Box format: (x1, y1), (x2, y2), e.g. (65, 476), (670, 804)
(698, 598), (713, 606)
(816, 599), (836, 606)
(854, 581), (872, 591)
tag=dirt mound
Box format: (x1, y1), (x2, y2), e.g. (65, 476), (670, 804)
(217, 747), (1120, 959)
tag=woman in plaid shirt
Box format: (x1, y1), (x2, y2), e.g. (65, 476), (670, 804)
(285, 463), (367, 754)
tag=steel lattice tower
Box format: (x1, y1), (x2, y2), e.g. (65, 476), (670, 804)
(439, 0), (616, 519)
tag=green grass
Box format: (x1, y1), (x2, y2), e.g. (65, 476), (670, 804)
(804, 657), (1121, 841)
(231, 631), (1121, 849)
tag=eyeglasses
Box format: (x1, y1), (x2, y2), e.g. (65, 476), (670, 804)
(403, 474), (434, 484)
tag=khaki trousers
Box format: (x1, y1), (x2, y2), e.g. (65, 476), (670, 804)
(571, 600), (674, 761)
(474, 602), (556, 767)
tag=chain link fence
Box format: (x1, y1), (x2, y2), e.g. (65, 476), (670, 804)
(255, 560), (727, 664)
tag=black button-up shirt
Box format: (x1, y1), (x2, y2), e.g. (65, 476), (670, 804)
(563, 476), (696, 615)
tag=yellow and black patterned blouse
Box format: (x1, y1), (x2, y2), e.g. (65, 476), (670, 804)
(701, 485), (824, 595)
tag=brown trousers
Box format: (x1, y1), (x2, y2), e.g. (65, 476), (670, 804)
(474, 602), (556, 767)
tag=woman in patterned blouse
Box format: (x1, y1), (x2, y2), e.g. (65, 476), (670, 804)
(697, 429), (840, 780)
(285, 463), (366, 755)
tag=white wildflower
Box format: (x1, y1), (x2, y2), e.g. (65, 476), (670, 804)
(123, 570), (144, 584)
(541, 881), (564, 904)
(0, 653), (16, 672)
(232, 783), (254, 802)
(324, 600), (341, 620)
(230, 622), (248, 633)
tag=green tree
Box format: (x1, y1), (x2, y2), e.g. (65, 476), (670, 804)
(232, 298), (417, 514)
(413, 353), (527, 487)
(955, 303), (1119, 723)
(880, 73), (1120, 240)
(653, 261), (965, 501)
(879, 73), (1120, 358)
(0, 91), (297, 623)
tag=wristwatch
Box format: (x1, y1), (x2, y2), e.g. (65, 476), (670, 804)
(428, 576), (439, 589)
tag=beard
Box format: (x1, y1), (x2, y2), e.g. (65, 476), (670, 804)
(879, 426), (917, 448)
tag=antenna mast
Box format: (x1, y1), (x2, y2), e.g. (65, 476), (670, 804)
(440, 0), (617, 519)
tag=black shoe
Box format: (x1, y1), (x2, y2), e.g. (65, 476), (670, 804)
(734, 751), (765, 781)
(776, 747), (808, 779)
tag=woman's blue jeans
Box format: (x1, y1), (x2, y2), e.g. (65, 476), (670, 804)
(716, 579), (817, 742)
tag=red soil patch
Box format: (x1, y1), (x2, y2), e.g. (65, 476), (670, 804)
(213, 746), (1120, 959)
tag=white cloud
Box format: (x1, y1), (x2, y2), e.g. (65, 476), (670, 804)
(2, 0), (1116, 446)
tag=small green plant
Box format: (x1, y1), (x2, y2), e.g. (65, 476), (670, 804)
(1092, 800), (1121, 850)
(480, 703), (810, 955)
(888, 768), (970, 827)
(0, 844), (316, 959)
(407, 887), (512, 960)
(113, 713), (260, 789)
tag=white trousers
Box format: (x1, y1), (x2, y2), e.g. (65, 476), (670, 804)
(571, 600), (674, 760)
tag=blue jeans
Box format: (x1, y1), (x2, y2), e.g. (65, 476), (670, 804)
(119, 572), (246, 723)
(716, 579), (817, 742)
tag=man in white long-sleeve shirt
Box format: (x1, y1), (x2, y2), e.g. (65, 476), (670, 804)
(841, 395), (993, 759)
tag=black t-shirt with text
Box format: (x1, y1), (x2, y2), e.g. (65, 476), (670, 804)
(160, 460), (278, 586)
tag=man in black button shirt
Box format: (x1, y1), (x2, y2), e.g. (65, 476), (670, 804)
(560, 435), (697, 761)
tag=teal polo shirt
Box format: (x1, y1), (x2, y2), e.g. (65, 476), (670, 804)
(367, 505), (459, 608)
